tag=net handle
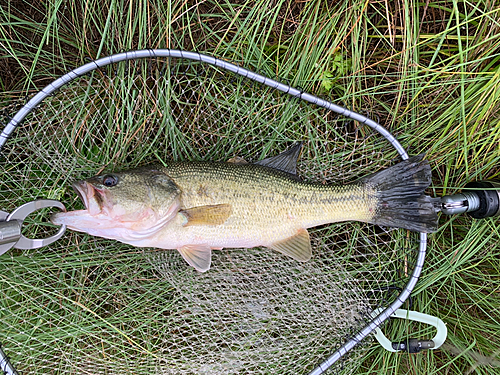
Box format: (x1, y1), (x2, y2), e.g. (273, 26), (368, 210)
(0, 49), (426, 373)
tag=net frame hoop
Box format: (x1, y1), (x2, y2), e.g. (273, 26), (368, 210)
(0, 48), (428, 373)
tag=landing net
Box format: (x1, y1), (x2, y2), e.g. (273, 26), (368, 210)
(0, 54), (421, 374)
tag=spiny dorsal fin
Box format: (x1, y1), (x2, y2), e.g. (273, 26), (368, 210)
(254, 142), (303, 175)
(177, 245), (212, 272)
(180, 204), (232, 227)
(268, 228), (312, 262)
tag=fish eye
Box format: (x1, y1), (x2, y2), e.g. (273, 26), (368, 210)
(102, 175), (118, 187)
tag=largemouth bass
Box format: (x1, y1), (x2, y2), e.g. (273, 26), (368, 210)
(52, 144), (438, 272)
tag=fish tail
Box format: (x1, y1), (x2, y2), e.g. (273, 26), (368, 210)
(360, 154), (438, 233)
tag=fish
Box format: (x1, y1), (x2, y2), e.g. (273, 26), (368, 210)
(51, 144), (438, 272)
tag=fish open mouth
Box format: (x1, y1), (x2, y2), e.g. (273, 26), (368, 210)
(72, 181), (102, 215)
(72, 181), (88, 209)
(72, 181), (89, 209)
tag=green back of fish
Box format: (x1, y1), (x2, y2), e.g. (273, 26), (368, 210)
(158, 161), (374, 232)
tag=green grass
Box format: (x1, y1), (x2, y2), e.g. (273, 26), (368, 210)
(1, 0), (500, 374)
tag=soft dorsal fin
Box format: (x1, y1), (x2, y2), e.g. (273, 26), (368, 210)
(227, 156), (249, 164)
(268, 228), (312, 262)
(254, 142), (303, 175)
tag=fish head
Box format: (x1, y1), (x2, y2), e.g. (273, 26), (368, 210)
(52, 167), (181, 239)
(77, 169), (180, 221)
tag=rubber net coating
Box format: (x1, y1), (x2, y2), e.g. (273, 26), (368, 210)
(0, 56), (420, 374)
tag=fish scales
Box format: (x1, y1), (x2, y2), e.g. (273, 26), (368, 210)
(51, 145), (438, 272)
(159, 161), (376, 246)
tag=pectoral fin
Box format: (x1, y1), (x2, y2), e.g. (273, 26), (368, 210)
(177, 245), (212, 272)
(180, 204), (232, 227)
(268, 228), (312, 262)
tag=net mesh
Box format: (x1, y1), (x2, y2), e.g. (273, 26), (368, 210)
(0, 57), (420, 374)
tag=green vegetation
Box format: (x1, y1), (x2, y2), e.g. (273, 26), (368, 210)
(0, 0), (499, 374)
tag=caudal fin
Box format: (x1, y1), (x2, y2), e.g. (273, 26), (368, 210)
(360, 154), (438, 233)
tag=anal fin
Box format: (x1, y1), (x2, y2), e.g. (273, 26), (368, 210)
(268, 228), (312, 262)
(177, 245), (212, 272)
